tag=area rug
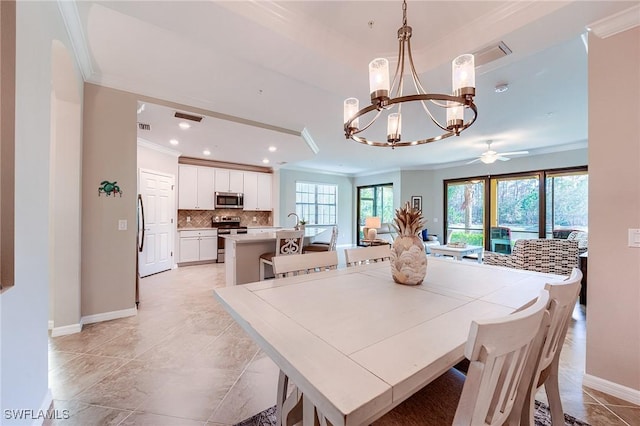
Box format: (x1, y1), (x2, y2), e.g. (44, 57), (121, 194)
(233, 400), (590, 426)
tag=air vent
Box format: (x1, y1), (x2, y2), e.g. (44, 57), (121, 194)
(473, 41), (512, 67)
(174, 112), (203, 122)
(138, 122), (151, 131)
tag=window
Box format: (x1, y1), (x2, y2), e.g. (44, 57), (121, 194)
(493, 174), (541, 242)
(444, 167), (587, 250)
(446, 179), (485, 246)
(295, 182), (337, 225)
(545, 171), (588, 237)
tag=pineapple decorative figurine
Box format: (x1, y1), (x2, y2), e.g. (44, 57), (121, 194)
(390, 201), (427, 285)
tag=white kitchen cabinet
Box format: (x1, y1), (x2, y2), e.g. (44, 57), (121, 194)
(243, 172), (272, 211)
(178, 165), (215, 209)
(178, 229), (218, 263)
(199, 236), (217, 260)
(215, 169), (244, 193)
(179, 236), (200, 262)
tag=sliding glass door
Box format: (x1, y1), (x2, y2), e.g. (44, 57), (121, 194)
(444, 167), (588, 251)
(357, 184), (393, 245)
(545, 171), (589, 237)
(492, 174), (541, 243)
(445, 179), (486, 246)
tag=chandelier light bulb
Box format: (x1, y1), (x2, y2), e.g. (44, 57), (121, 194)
(446, 103), (464, 131)
(387, 113), (401, 143)
(452, 54), (476, 97)
(344, 98), (360, 129)
(369, 58), (390, 101)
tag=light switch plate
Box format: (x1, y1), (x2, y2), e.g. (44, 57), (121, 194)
(629, 228), (640, 248)
(118, 219), (127, 231)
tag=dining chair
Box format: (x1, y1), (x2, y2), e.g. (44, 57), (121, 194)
(272, 251), (339, 278)
(259, 229), (304, 280)
(518, 268), (582, 426)
(344, 245), (391, 267)
(374, 290), (551, 426)
(303, 226), (338, 253)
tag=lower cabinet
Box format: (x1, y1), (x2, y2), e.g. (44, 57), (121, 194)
(179, 230), (218, 263)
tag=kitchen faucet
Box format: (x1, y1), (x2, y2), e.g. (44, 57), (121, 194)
(288, 212), (300, 230)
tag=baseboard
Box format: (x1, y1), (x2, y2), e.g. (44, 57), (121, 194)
(32, 389), (53, 426)
(81, 306), (137, 325)
(50, 322), (82, 337)
(583, 373), (640, 405)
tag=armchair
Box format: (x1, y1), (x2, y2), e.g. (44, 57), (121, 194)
(484, 238), (579, 276)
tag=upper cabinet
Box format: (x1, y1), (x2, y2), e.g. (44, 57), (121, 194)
(178, 165), (215, 209)
(244, 172), (273, 211)
(179, 164), (271, 211)
(215, 169), (244, 193)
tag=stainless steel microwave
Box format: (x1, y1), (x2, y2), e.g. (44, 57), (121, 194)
(215, 192), (244, 209)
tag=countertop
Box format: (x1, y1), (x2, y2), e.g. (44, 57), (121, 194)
(222, 227), (327, 243)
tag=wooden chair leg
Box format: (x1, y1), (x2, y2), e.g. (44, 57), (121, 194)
(276, 370), (288, 426)
(260, 259), (266, 281)
(545, 362), (565, 426)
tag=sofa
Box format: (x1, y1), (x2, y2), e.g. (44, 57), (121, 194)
(363, 223), (441, 253)
(566, 230), (588, 254)
(483, 238), (579, 276)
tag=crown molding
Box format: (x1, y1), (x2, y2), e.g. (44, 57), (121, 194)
(588, 4), (640, 39)
(137, 138), (181, 158)
(57, 0), (94, 80)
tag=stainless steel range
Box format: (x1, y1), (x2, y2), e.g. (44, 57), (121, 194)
(212, 216), (247, 263)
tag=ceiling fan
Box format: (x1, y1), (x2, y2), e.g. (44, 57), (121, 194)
(467, 140), (529, 164)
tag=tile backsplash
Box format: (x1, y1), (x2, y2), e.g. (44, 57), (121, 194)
(178, 209), (272, 228)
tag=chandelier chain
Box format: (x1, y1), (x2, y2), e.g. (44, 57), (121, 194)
(402, 0), (407, 27)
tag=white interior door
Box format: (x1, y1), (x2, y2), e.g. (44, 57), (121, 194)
(139, 169), (174, 277)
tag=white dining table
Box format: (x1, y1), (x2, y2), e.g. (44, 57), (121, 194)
(214, 257), (564, 426)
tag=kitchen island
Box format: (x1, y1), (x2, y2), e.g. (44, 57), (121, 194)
(223, 228), (327, 285)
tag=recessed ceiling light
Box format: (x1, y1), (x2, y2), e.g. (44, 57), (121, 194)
(262, 158), (270, 164)
(203, 149), (211, 156)
(268, 146), (277, 152)
(178, 122), (191, 130)
(169, 139), (179, 145)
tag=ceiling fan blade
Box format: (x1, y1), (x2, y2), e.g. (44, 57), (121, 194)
(466, 158), (481, 164)
(497, 156), (511, 161)
(499, 150), (529, 156)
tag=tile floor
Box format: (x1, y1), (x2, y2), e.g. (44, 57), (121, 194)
(47, 262), (640, 425)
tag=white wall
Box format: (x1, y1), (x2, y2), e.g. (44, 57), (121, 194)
(49, 39), (83, 334)
(0, 1), (84, 421)
(137, 141), (179, 179)
(278, 169), (354, 245)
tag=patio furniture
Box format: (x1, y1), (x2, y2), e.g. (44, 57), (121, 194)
(483, 238), (579, 276)
(490, 226), (512, 254)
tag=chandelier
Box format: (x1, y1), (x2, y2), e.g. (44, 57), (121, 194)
(343, 0), (477, 148)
